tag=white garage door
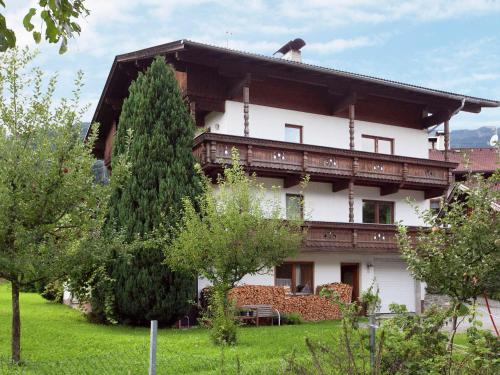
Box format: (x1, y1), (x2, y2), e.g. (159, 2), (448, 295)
(374, 259), (415, 313)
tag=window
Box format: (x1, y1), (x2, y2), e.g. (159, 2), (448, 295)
(362, 200), (394, 224)
(275, 262), (314, 294)
(286, 194), (303, 220)
(285, 124), (302, 143)
(361, 135), (394, 155)
(430, 199), (441, 215)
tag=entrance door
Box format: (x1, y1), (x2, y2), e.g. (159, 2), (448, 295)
(341, 263), (360, 302)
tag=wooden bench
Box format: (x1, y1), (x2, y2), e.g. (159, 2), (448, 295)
(237, 304), (281, 326)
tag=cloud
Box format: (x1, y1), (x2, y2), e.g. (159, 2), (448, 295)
(275, 0), (500, 26)
(308, 34), (389, 54)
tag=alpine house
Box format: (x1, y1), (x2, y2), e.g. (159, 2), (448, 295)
(91, 38), (499, 313)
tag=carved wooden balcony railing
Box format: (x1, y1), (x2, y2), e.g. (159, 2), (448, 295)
(193, 133), (457, 198)
(304, 222), (419, 253)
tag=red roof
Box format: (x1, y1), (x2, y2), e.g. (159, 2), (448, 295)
(429, 148), (499, 173)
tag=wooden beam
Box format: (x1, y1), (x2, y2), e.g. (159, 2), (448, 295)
(421, 109), (451, 127)
(349, 103), (355, 150)
(243, 84), (250, 137)
(331, 91), (357, 114)
(227, 74), (251, 99)
(332, 179), (350, 192)
(284, 175), (301, 188)
(348, 180), (354, 223)
(185, 95), (225, 113)
(380, 184), (400, 196)
(104, 97), (122, 111)
(425, 188), (445, 199)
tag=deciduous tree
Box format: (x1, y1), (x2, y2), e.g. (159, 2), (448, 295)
(0, 48), (115, 363)
(398, 171), (500, 352)
(167, 151), (307, 344)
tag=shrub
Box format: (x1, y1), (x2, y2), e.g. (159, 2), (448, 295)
(283, 312), (304, 325)
(41, 281), (64, 303)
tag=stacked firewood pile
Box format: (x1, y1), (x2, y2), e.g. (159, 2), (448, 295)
(315, 283), (353, 303)
(227, 283), (352, 321)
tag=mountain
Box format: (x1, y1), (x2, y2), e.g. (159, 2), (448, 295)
(450, 126), (497, 148)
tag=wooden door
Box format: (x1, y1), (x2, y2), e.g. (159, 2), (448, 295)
(341, 263), (360, 302)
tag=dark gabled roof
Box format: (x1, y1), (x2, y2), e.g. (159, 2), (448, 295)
(92, 39), (500, 128)
(430, 148), (499, 174)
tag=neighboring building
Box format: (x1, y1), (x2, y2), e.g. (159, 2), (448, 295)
(430, 147), (499, 181)
(429, 146), (499, 214)
(90, 39), (499, 313)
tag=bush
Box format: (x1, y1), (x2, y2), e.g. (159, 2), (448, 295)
(380, 304), (450, 374)
(283, 312), (304, 325)
(41, 281), (64, 303)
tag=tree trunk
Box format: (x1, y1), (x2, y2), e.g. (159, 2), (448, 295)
(11, 280), (21, 364)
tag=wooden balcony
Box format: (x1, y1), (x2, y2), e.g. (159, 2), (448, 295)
(304, 221), (419, 253)
(193, 133), (457, 198)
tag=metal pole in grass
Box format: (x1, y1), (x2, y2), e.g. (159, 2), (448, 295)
(149, 320), (158, 375)
(369, 314), (376, 372)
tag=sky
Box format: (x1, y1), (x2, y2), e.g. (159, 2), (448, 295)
(5, 0), (500, 131)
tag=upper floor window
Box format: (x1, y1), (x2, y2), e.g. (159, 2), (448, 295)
(285, 124), (302, 143)
(362, 200), (394, 224)
(362, 135), (394, 155)
(286, 193), (303, 220)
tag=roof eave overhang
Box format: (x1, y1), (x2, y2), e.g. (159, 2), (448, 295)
(90, 39), (500, 136)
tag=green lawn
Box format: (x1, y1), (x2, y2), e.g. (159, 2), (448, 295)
(0, 282), (341, 374)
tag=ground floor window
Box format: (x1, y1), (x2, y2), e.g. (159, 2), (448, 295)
(275, 262), (314, 294)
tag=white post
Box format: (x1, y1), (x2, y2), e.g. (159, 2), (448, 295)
(149, 320), (158, 375)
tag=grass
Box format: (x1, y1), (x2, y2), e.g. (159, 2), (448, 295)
(0, 282), (341, 374)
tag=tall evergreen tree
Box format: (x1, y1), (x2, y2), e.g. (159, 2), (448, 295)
(105, 56), (201, 325)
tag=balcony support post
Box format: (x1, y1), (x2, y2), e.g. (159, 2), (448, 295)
(243, 85), (250, 137)
(349, 104), (355, 150)
(444, 119), (450, 162)
(303, 151), (308, 172)
(352, 228), (357, 248)
(348, 180), (354, 223)
(210, 141), (217, 163)
(247, 144), (253, 166)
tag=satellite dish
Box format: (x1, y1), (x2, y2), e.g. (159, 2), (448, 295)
(489, 134), (498, 147)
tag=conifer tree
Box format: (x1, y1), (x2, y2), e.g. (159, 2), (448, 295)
(105, 56), (200, 325)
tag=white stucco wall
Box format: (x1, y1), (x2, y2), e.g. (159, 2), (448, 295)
(205, 101), (428, 158)
(354, 120), (429, 158)
(206, 101), (349, 149)
(256, 177), (425, 225)
(198, 252), (417, 311)
(353, 186), (426, 226)
(201, 101), (428, 311)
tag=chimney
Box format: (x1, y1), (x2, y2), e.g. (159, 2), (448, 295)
(274, 38), (306, 63)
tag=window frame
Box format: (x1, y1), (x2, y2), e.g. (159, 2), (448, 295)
(275, 261), (315, 294)
(430, 198), (441, 215)
(286, 193), (304, 220)
(285, 124), (303, 144)
(362, 199), (395, 224)
(361, 134), (394, 155)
